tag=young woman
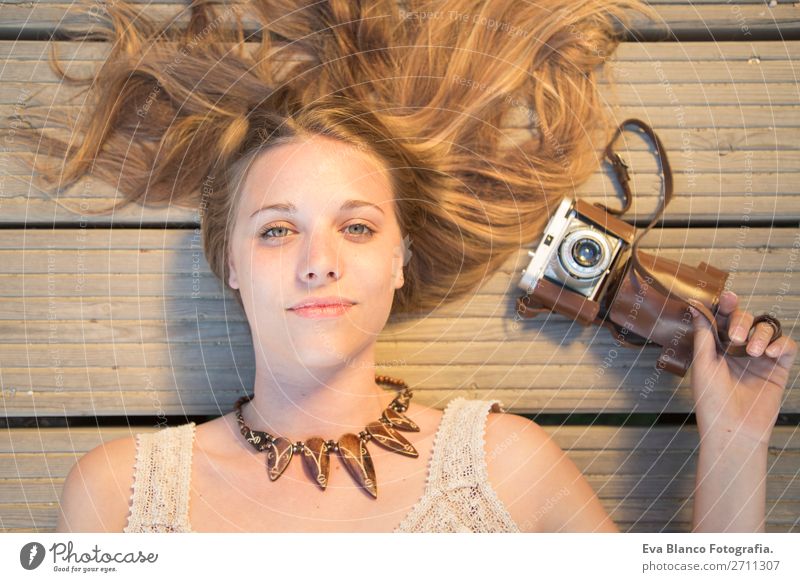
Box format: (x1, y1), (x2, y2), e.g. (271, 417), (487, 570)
(23, 0), (795, 532)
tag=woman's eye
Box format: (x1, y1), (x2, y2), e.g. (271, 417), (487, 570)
(344, 223), (375, 237)
(259, 225), (292, 239)
(258, 223), (375, 240)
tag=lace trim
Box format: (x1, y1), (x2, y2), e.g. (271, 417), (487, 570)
(471, 400), (520, 532)
(392, 396), (459, 532)
(123, 422), (196, 533)
(393, 397), (520, 532)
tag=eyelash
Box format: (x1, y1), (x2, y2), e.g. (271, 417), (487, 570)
(258, 222), (376, 241)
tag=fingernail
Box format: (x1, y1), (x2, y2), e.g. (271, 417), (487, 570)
(723, 290), (736, 300)
(732, 327), (745, 342)
(766, 345), (779, 357)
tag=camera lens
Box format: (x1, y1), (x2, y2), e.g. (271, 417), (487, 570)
(572, 238), (602, 268)
(557, 228), (614, 281)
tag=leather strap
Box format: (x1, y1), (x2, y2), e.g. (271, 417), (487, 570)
(596, 118), (781, 357)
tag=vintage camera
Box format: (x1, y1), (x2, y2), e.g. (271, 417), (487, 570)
(519, 197), (626, 304)
(515, 119), (782, 376)
(515, 195), (733, 377)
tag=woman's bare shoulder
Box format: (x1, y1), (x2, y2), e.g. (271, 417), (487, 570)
(483, 411), (618, 533)
(57, 433), (138, 533)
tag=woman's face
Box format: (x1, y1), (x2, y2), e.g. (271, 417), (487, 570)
(227, 135), (406, 371)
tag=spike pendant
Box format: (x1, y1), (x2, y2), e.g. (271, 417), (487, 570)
(233, 375), (420, 499)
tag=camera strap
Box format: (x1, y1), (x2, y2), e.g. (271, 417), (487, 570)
(597, 118), (781, 359)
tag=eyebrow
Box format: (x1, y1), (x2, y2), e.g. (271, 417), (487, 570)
(249, 199), (385, 219)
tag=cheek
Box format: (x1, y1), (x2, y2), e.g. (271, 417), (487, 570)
(237, 252), (286, 302)
(352, 251), (396, 292)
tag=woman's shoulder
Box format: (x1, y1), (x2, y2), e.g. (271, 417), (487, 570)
(58, 431), (140, 532)
(59, 422), (198, 532)
(483, 410), (618, 533)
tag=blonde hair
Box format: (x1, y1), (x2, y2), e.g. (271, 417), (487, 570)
(18, 0), (658, 317)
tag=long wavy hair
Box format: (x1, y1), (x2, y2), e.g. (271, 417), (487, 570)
(18, 0), (658, 317)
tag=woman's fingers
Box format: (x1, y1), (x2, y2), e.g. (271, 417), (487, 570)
(717, 289), (739, 317)
(727, 309), (754, 344)
(746, 321), (779, 357)
(709, 291), (791, 363)
(765, 335), (798, 366)
(713, 290), (738, 334)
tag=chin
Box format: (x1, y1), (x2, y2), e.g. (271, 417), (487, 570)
(285, 344), (357, 369)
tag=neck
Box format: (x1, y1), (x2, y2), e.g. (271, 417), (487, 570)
(237, 366), (399, 440)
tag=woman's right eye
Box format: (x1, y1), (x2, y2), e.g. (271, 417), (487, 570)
(258, 225), (292, 239)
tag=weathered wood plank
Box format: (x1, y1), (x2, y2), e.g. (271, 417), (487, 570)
(3, 35), (798, 63)
(1, 425), (797, 532)
(0, 225), (797, 415)
(0, 1), (797, 38)
(7, 383), (800, 416)
(2, 39), (798, 224)
(2, 374), (800, 415)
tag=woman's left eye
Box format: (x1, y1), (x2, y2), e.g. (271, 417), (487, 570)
(343, 223), (375, 237)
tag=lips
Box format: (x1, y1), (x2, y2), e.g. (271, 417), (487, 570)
(289, 296), (356, 310)
(289, 303), (354, 319)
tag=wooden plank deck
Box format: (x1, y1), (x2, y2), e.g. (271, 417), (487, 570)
(1, 0), (798, 532)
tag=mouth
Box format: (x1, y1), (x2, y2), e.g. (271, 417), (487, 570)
(288, 304), (354, 319)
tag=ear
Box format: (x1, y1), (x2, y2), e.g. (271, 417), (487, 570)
(394, 263), (404, 290)
(391, 256), (403, 289)
(391, 241), (406, 290)
(227, 252), (239, 290)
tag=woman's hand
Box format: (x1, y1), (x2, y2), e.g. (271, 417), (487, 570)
(689, 290), (797, 447)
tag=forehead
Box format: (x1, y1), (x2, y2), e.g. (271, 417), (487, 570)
(240, 136), (394, 214)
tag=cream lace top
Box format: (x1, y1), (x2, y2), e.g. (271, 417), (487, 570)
(123, 397), (521, 533)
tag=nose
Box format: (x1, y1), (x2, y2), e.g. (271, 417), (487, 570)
(298, 228), (341, 284)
